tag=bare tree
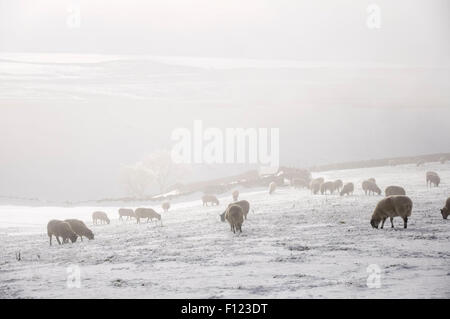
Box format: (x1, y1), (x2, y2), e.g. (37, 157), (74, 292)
(120, 150), (190, 197)
(119, 163), (153, 198)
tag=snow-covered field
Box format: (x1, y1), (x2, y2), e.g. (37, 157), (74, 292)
(1, 163), (449, 299)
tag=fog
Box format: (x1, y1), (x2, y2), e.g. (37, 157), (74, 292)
(0, 0), (449, 201)
(1, 0), (449, 63)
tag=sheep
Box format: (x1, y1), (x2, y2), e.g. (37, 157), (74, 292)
(202, 194), (219, 206)
(370, 195), (413, 229)
(416, 159), (425, 167)
(118, 208), (136, 220)
(291, 178), (309, 189)
(47, 220), (78, 246)
(362, 180), (369, 194)
(225, 204), (244, 233)
(220, 200), (250, 222)
(310, 177), (324, 186)
(340, 182), (354, 196)
(310, 180), (322, 195)
(162, 202), (171, 212)
(320, 181), (335, 195)
(333, 179), (343, 192)
(362, 180), (381, 195)
(92, 211), (110, 225)
(385, 185), (406, 196)
(440, 197), (450, 220)
(370, 181), (382, 195)
(135, 208), (162, 224)
(268, 181), (277, 194)
(426, 171), (440, 187)
(65, 219), (94, 241)
(232, 190), (239, 201)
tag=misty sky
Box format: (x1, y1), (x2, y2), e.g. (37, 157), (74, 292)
(1, 0), (449, 64)
(0, 0), (449, 201)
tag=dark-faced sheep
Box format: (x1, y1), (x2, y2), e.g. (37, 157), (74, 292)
(362, 180), (381, 195)
(92, 211), (110, 225)
(441, 197), (450, 220)
(135, 208), (162, 224)
(320, 181), (335, 195)
(370, 195), (412, 229)
(47, 220), (78, 246)
(225, 204), (244, 233)
(268, 181), (277, 194)
(162, 202), (171, 212)
(202, 194), (219, 206)
(340, 182), (354, 196)
(385, 185), (406, 196)
(220, 200), (250, 222)
(333, 179), (343, 192)
(65, 219), (94, 241)
(232, 190), (239, 201)
(118, 208), (136, 220)
(426, 171), (440, 187)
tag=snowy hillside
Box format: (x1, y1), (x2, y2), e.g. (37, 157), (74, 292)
(0, 162), (449, 298)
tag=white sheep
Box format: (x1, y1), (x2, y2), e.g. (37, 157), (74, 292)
(370, 195), (413, 229)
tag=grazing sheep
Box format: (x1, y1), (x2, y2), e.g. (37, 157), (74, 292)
(362, 180), (381, 195)
(92, 211), (110, 225)
(320, 181), (335, 195)
(225, 204), (244, 233)
(370, 195), (413, 229)
(47, 220), (78, 246)
(202, 194), (219, 206)
(310, 177), (324, 186)
(292, 178), (309, 189)
(416, 159), (425, 167)
(220, 200), (250, 222)
(426, 171), (440, 187)
(232, 190), (239, 201)
(162, 202), (171, 212)
(340, 182), (354, 196)
(385, 185), (406, 196)
(65, 219), (94, 241)
(268, 181), (277, 194)
(135, 208), (162, 224)
(333, 179), (343, 192)
(118, 208), (136, 220)
(362, 180), (371, 194)
(440, 197), (450, 220)
(310, 180), (322, 195)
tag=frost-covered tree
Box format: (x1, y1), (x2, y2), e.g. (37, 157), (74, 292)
(120, 150), (190, 197)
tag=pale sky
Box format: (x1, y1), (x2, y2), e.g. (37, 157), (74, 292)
(0, 0), (449, 64)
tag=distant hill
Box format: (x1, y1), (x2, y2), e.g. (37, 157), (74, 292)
(308, 152), (449, 172)
(1, 152), (448, 206)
